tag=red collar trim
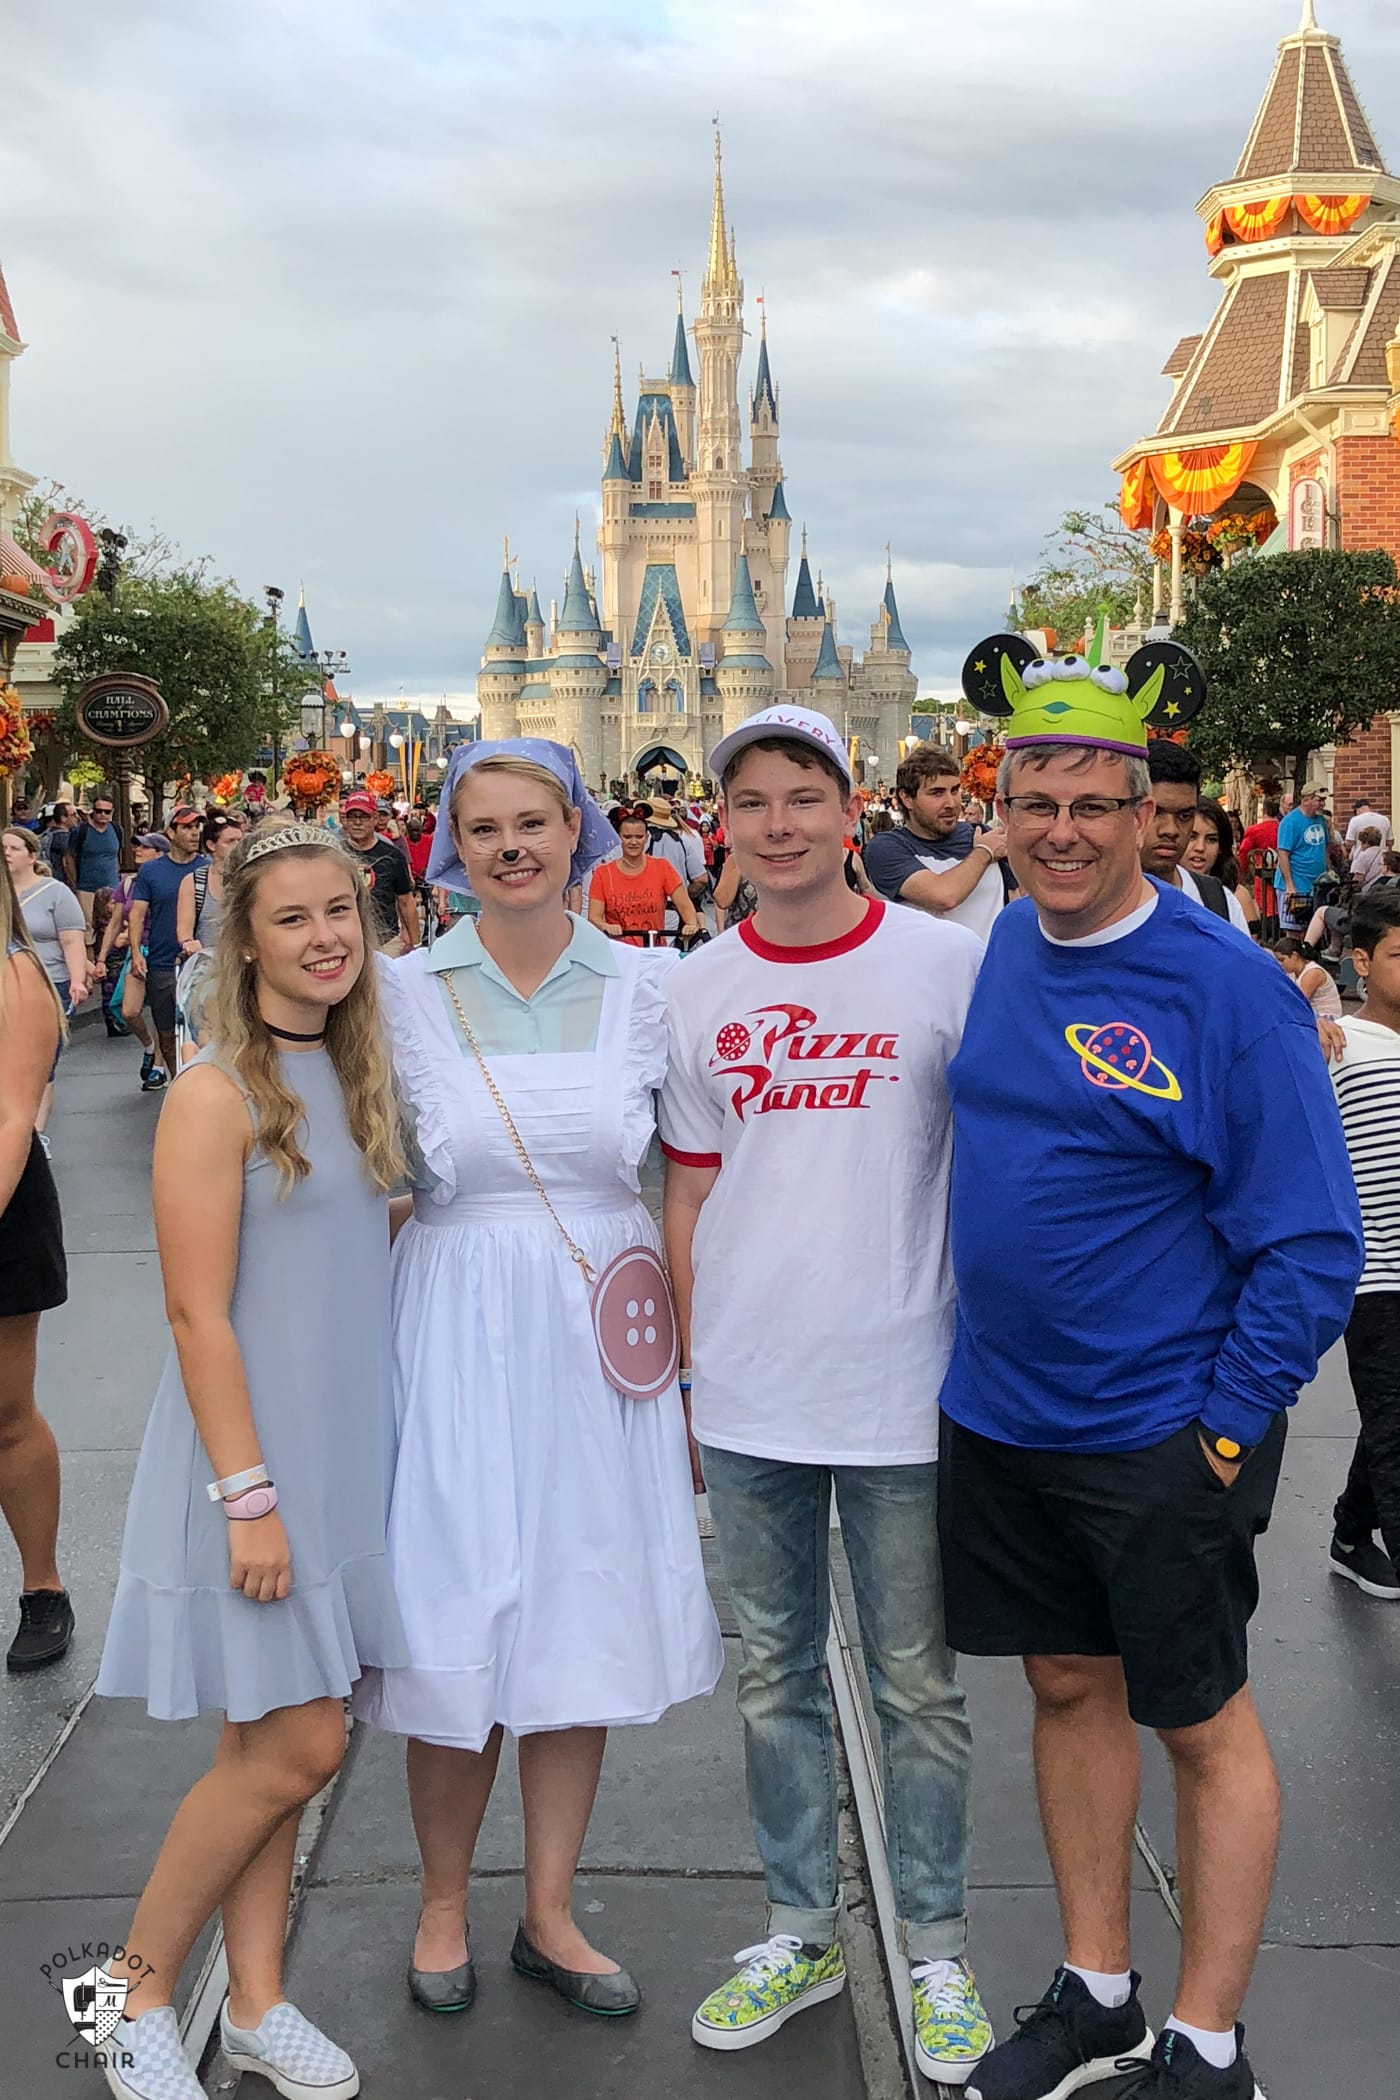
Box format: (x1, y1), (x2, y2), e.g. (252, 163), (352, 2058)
(738, 898), (885, 964)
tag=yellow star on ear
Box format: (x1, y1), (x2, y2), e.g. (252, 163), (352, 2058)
(974, 659), (986, 673)
(1164, 701), (1180, 717)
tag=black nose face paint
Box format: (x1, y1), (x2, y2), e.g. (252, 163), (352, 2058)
(500, 848), (521, 863)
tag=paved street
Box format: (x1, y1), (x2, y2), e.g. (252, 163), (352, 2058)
(0, 1028), (1396, 2095)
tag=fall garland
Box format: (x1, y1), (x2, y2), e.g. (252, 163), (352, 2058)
(960, 743), (1005, 802)
(0, 688), (34, 778)
(281, 750), (340, 813)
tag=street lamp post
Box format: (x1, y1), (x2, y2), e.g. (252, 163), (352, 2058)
(309, 648), (351, 750)
(264, 585), (285, 791)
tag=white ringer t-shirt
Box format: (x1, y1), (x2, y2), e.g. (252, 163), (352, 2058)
(660, 899), (983, 1466)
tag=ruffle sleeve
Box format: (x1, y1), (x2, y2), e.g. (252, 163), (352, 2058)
(376, 953), (457, 1204)
(618, 947), (676, 1187)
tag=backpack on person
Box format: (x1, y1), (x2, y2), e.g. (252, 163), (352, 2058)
(1193, 871), (1232, 921)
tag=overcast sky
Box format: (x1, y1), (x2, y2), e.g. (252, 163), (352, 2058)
(4, 0), (1398, 707)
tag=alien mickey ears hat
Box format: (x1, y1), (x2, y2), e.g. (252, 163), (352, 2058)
(960, 629), (1207, 757)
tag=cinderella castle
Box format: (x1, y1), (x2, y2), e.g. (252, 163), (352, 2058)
(476, 136), (917, 789)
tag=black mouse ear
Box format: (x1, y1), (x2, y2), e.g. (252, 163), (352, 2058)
(961, 633), (1039, 718)
(1125, 642), (1206, 732)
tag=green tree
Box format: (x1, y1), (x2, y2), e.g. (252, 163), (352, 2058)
(52, 568), (315, 819)
(1175, 548), (1400, 799)
(1019, 502), (1153, 645)
(13, 478), (182, 583)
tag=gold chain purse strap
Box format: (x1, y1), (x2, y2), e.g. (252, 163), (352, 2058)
(440, 971), (597, 1286)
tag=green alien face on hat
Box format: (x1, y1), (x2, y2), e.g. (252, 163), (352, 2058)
(961, 630), (1207, 756)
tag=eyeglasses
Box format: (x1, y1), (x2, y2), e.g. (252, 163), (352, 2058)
(1003, 795), (1144, 829)
(92, 807), (113, 817)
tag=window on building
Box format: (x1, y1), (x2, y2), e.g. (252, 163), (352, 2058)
(648, 481), (662, 500)
(665, 679), (684, 714)
(637, 680), (656, 715)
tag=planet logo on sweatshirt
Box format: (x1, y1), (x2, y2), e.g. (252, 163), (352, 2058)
(1064, 1020), (1182, 1103)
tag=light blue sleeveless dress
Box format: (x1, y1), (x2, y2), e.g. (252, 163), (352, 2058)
(96, 1045), (408, 1721)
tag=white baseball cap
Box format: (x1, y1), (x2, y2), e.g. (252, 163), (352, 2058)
(708, 705), (852, 786)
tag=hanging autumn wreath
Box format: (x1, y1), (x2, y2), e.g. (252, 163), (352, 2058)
(0, 688), (34, 778)
(281, 750), (340, 813)
(960, 743), (1005, 803)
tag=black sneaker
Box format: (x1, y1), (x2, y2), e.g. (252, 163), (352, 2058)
(1329, 1533), (1400, 1599)
(141, 1065), (168, 1093)
(1119, 2026), (1261, 2097)
(6, 1589), (75, 1672)
(967, 1967), (1151, 2100)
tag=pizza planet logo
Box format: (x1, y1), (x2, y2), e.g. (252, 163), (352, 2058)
(710, 1002), (899, 1120)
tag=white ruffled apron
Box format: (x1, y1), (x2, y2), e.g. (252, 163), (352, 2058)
(353, 956), (723, 1750)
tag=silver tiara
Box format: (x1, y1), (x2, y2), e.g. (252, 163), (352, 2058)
(241, 823), (344, 867)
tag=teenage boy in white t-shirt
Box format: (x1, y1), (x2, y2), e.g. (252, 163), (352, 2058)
(661, 706), (989, 2085)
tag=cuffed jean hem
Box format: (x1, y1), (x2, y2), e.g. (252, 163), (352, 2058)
(903, 1912), (969, 1963)
(768, 1899), (842, 1949)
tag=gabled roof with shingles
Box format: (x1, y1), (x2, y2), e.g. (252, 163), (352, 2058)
(1233, 17), (1385, 184)
(1159, 272), (1291, 435)
(1162, 334), (1203, 378)
(1332, 248), (1400, 385)
(1306, 266), (1370, 308)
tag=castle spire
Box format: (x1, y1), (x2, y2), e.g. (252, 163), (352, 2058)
(791, 535), (819, 621)
(811, 618), (845, 684)
(722, 550), (764, 635)
(670, 297), (694, 387)
(558, 532), (598, 636)
(752, 296), (778, 424)
(609, 338), (627, 440)
(703, 123), (739, 300)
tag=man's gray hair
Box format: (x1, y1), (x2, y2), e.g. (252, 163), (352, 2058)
(996, 744), (1151, 802)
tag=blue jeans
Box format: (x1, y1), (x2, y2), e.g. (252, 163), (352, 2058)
(701, 1447), (971, 1961)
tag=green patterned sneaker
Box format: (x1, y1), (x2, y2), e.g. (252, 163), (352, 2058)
(910, 1957), (993, 2085)
(691, 1933), (846, 2051)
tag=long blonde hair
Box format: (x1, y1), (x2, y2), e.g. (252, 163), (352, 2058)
(206, 824), (404, 1193)
(0, 840), (68, 1041)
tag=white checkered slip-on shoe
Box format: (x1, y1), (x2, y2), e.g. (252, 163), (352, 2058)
(105, 2006), (203, 2100)
(220, 2000), (359, 2100)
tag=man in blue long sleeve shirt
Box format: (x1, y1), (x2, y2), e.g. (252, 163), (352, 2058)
(939, 647), (1362, 2100)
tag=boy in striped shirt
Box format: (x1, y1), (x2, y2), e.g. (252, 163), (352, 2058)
(1328, 890), (1400, 1600)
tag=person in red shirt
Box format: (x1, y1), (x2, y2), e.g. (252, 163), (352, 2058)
(1239, 796), (1281, 932)
(588, 806), (703, 947)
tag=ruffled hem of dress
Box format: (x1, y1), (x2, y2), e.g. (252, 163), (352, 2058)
(352, 1648), (724, 1753)
(94, 1552), (409, 1724)
(618, 949), (675, 1180)
(379, 953), (458, 1202)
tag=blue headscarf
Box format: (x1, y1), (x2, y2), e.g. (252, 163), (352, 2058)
(426, 738), (617, 897)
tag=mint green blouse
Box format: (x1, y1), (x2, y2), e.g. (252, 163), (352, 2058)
(426, 912), (617, 1056)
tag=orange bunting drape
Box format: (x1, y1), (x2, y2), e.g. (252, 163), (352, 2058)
(1295, 193), (1368, 237)
(1147, 443), (1259, 514)
(1224, 196), (1291, 243)
(1206, 192), (1370, 251)
(1119, 458), (1155, 532)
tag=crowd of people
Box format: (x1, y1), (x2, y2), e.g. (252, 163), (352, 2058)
(0, 648), (1395, 2100)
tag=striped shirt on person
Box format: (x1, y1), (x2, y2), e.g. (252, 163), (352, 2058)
(1330, 1017), (1400, 1294)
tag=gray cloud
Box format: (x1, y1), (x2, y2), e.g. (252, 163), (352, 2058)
(2, 0), (1396, 701)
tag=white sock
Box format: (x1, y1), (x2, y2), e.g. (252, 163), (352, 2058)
(1165, 2015), (1237, 2069)
(1064, 1963), (1131, 2009)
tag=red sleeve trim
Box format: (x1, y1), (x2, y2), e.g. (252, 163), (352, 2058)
(661, 1143), (722, 1168)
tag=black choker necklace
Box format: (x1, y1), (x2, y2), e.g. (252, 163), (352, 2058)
(266, 1022), (327, 1044)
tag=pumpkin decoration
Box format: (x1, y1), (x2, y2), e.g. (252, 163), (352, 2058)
(364, 768), (395, 799)
(281, 750), (340, 815)
(0, 566), (34, 598)
(0, 688), (34, 778)
(960, 743), (1005, 804)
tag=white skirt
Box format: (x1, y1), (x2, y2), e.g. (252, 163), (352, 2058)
(353, 1199), (724, 1749)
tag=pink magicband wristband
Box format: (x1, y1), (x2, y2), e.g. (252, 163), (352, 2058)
(223, 1482), (278, 1521)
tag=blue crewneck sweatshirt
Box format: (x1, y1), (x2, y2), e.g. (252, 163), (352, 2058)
(939, 882), (1363, 1453)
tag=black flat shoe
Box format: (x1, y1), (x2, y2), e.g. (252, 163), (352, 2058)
(509, 1923), (640, 2016)
(407, 1957), (476, 2013)
(7, 1589), (74, 1672)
